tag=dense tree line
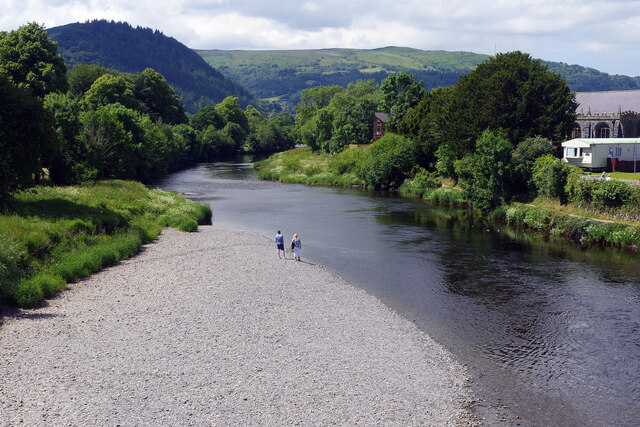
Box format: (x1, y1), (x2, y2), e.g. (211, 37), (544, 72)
(293, 52), (577, 210)
(46, 20), (256, 114)
(0, 24), (295, 201)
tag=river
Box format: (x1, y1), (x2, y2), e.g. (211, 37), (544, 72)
(158, 159), (640, 426)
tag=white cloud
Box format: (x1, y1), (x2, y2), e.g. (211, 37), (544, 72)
(2, 0), (640, 75)
(301, 2), (320, 13)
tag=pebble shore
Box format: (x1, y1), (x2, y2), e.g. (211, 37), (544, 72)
(0, 226), (470, 426)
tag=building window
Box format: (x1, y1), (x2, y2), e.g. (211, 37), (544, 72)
(615, 146), (622, 156)
(566, 147), (582, 157)
(595, 124), (611, 138)
(571, 125), (581, 138)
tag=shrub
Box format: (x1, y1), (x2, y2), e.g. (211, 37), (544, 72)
(194, 204), (212, 225)
(0, 238), (21, 301)
(361, 134), (417, 190)
(14, 279), (44, 308)
(303, 165), (322, 176)
(425, 187), (465, 205)
(281, 155), (301, 172)
(532, 155), (578, 203)
(591, 180), (630, 210)
(505, 205), (527, 224)
(329, 148), (367, 175)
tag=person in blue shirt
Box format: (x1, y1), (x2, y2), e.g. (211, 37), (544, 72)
(291, 234), (302, 261)
(275, 230), (285, 259)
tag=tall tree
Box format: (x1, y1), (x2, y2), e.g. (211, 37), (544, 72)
(455, 130), (514, 212)
(379, 71), (424, 131)
(68, 64), (109, 97)
(133, 68), (188, 125)
(83, 74), (141, 111)
(0, 23), (67, 98)
(446, 51), (577, 152)
(295, 85), (344, 124)
(0, 76), (55, 200)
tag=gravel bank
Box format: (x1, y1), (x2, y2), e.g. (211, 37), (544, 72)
(0, 226), (470, 426)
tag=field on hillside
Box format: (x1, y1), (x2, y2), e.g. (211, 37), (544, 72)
(197, 47), (488, 108)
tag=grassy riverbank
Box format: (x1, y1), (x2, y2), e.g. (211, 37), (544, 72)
(0, 181), (211, 308)
(256, 147), (640, 250)
(254, 146), (365, 186)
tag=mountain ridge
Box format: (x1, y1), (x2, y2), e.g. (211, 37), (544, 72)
(197, 46), (640, 109)
(47, 20), (257, 114)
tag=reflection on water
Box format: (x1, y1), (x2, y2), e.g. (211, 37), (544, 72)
(159, 160), (640, 426)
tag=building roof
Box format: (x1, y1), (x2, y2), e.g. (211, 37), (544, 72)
(562, 138), (640, 147)
(374, 112), (388, 122)
(575, 90), (640, 115)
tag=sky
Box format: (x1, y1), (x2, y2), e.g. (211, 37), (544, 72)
(2, 0), (640, 76)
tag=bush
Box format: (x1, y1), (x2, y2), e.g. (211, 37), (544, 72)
(592, 180), (630, 209)
(281, 155), (301, 172)
(194, 204), (212, 225)
(505, 205), (528, 224)
(0, 239), (21, 301)
(361, 134), (417, 190)
(425, 187), (466, 205)
(328, 148), (367, 175)
(532, 155), (579, 203)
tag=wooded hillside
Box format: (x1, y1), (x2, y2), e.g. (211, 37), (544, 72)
(199, 47), (640, 110)
(47, 20), (256, 114)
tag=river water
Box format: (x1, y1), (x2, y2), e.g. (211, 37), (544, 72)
(158, 160), (640, 426)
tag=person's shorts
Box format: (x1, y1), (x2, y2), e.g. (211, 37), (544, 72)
(277, 243), (284, 250)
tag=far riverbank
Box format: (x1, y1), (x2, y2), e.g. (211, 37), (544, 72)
(0, 226), (471, 425)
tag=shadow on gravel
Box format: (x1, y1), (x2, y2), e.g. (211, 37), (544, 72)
(0, 301), (61, 328)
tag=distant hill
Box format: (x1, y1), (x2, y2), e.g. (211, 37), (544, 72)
(198, 47), (640, 109)
(47, 20), (257, 114)
(197, 47), (486, 108)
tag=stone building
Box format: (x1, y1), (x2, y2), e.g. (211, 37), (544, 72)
(572, 90), (640, 139)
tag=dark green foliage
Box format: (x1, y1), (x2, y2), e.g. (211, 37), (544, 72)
(505, 203), (640, 248)
(455, 130), (513, 213)
(398, 87), (454, 169)
(246, 114), (296, 154)
(544, 61), (640, 92)
(200, 126), (235, 158)
(0, 76), (56, 200)
(190, 105), (225, 131)
(133, 68), (188, 125)
(592, 180), (630, 209)
(447, 52), (577, 154)
(311, 109), (335, 152)
(567, 177), (640, 215)
(44, 92), (84, 184)
(80, 103), (143, 180)
(511, 136), (554, 195)
(330, 98), (377, 153)
(47, 20), (255, 114)
(0, 239), (21, 302)
(379, 71), (424, 131)
(362, 133), (417, 189)
(0, 23), (68, 98)
(83, 73), (141, 111)
(295, 85), (344, 124)
(194, 204), (213, 225)
(532, 155), (577, 203)
(68, 64), (110, 96)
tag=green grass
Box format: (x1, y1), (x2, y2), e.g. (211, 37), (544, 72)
(501, 200), (640, 250)
(608, 171), (640, 180)
(0, 180), (212, 307)
(256, 146), (366, 187)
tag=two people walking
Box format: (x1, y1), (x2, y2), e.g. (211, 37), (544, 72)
(275, 230), (302, 261)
